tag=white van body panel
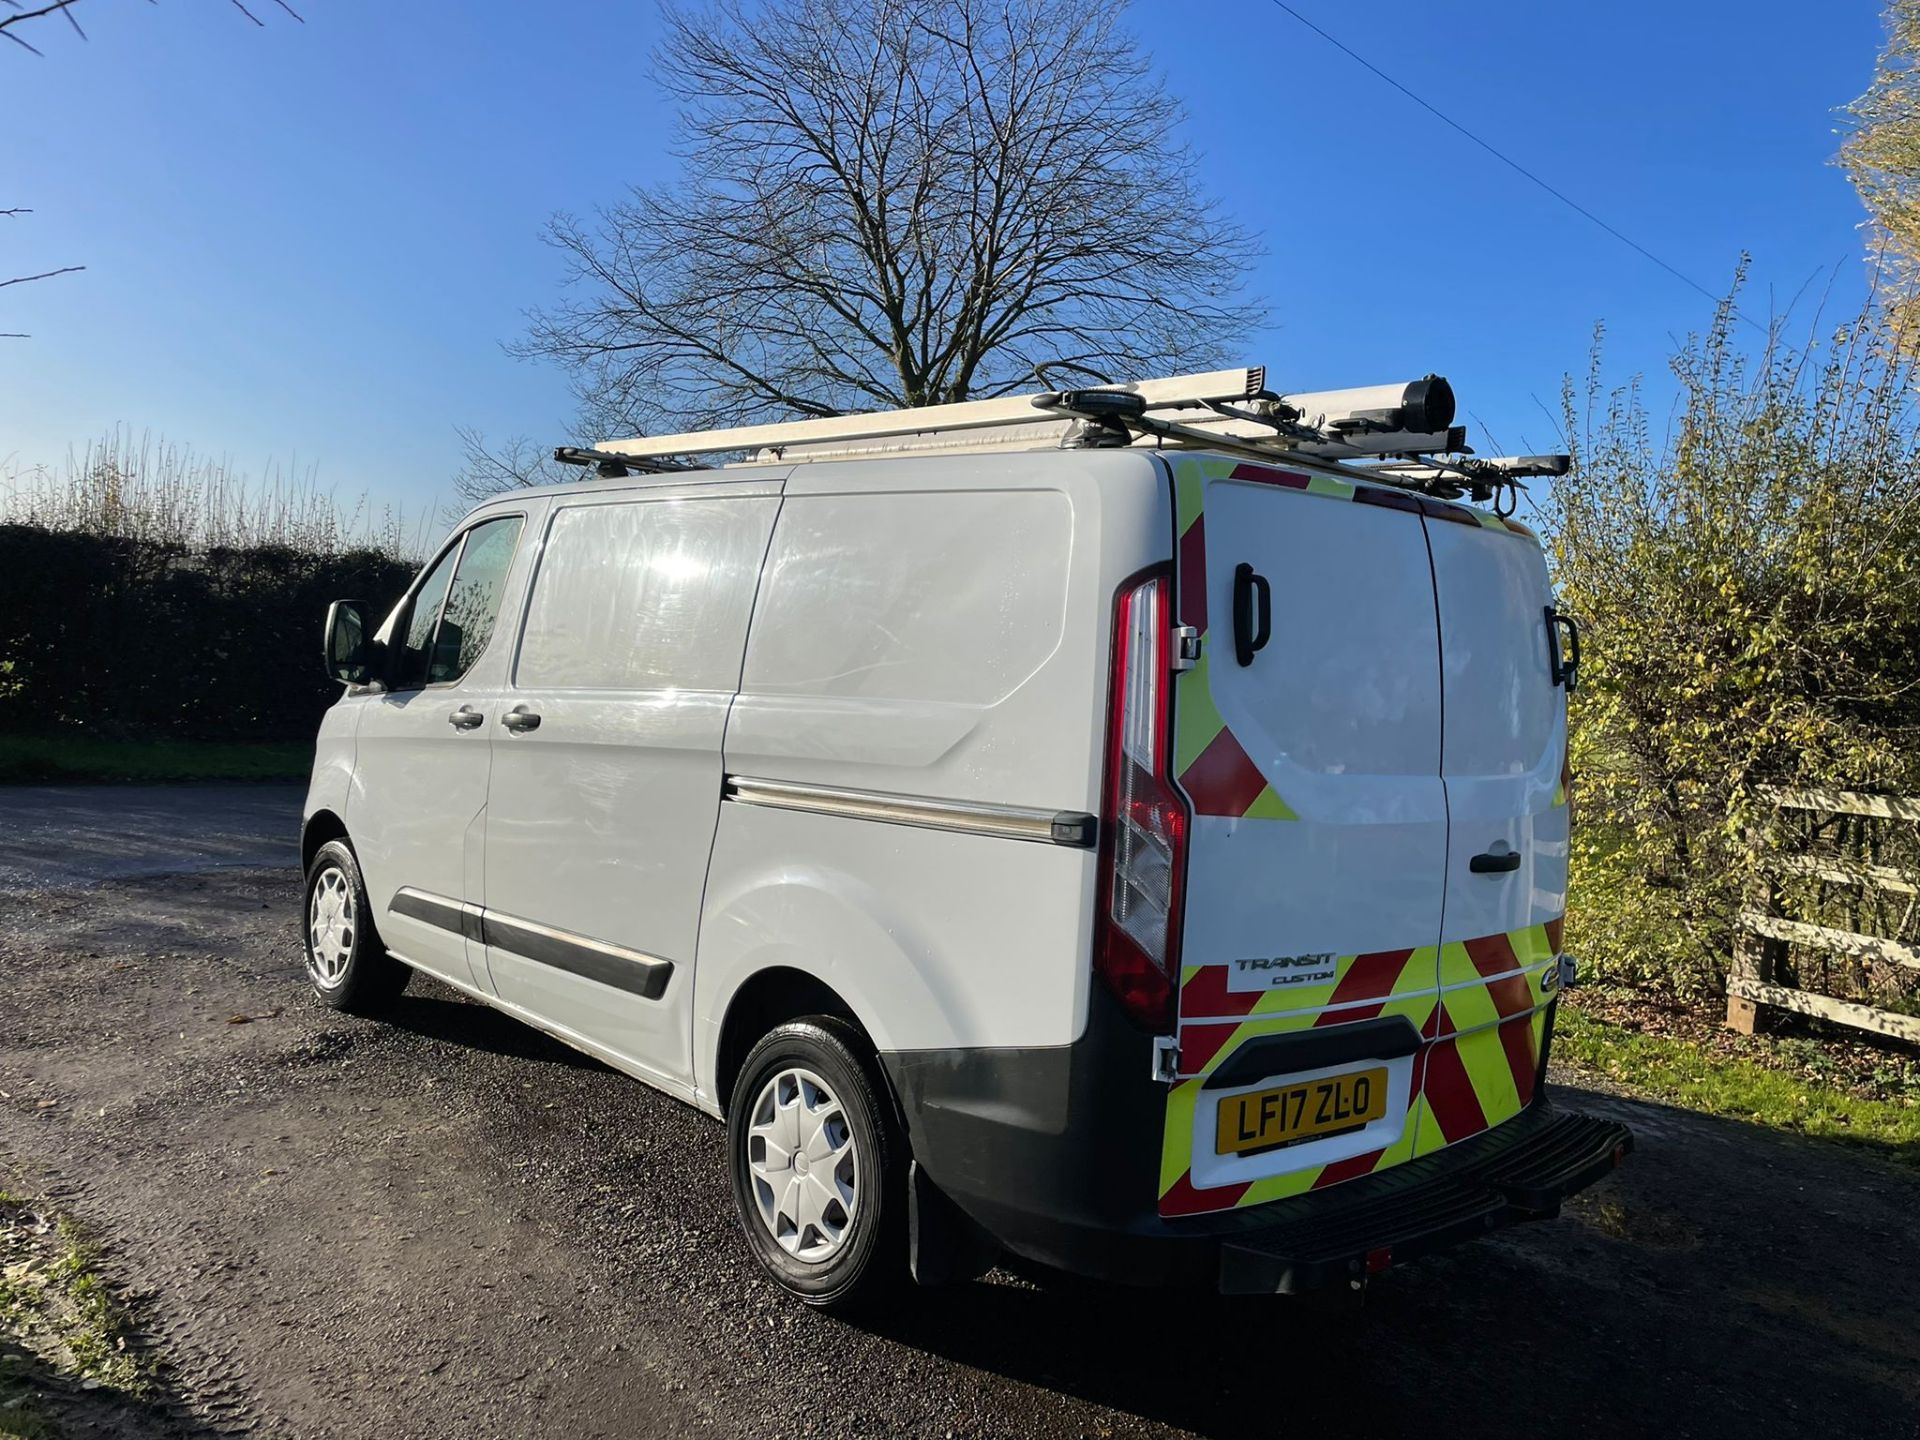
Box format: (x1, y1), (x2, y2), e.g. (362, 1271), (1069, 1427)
(1428, 518), (1569, 948)
(481, 480), (783, 1093)
(691, 451), (1170, 1107)
(694, 811), (1101, 1097)
(1179, 477), (1448, 962)
(302, 698), (360, 842)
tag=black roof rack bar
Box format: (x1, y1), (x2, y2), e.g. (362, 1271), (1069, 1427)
(552, 446), (697, 478)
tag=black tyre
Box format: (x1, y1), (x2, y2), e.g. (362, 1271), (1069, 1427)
(302, 838), (410, 1015)
(728, 1017), (905, 1310)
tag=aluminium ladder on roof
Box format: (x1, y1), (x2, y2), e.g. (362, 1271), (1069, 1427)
(572, 365), (1567, 500)
(589, 367), (1273, 461)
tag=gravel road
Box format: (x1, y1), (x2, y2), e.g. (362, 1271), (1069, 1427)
(1, 786), (1916, 1438)
(0, 785), (300, 889)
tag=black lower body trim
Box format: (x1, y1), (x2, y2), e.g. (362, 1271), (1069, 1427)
(482, 911), (673, 1000)
(390, 886), (483, 941)
(388, 887), (673, 1000)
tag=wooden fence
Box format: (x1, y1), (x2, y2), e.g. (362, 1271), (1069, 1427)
(1727, 787), (1920, 1044)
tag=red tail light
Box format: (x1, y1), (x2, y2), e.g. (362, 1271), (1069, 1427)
(1094, 566), (1189, 1031)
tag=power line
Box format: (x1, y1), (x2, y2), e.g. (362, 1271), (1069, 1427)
(1264, 0), (1758, 327)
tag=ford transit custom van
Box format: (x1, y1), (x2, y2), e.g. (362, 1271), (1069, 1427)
(303, 368), (1629, 1308)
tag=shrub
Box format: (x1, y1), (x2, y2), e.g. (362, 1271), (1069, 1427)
(0, 431), (422, 744)
(1541, 283), (1920, 997)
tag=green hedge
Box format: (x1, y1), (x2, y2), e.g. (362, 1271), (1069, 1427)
(0, 523), (416, 744)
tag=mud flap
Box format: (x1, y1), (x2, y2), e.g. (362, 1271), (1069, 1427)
(907, 1161), (1001, 1287)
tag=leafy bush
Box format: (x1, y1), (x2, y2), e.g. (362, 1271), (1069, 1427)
(1542, 284), (1920, 997)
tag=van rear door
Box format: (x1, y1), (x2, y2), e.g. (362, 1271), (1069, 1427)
(1415, 513), (1568, 1158)
(1161, 457), (1448, 1218)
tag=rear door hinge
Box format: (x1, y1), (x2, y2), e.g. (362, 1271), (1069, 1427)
(1172, 625), (1200, 672)
(1151, 1035), (1180, 1083)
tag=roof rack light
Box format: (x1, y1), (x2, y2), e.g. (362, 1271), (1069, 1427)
(1034, 388), (1150, 419)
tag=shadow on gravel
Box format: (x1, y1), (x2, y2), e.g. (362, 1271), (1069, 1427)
(379, 992), (611, 1072)
(0, 1338), (219, 1440)
(844, 1094), (1920, 1440)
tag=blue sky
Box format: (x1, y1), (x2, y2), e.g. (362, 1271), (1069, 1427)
(0, 0), (1889, 533)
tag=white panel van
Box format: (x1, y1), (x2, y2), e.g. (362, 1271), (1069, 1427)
(303, 377), (1629, 1307)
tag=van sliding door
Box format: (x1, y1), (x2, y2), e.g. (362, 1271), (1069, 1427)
(481, 483), (782, 1094)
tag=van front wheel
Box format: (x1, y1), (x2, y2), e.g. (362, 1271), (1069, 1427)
(303, 839), (409, 1015)
(728, 1018), (904, 1310)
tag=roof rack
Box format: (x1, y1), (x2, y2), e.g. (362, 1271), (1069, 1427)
(576, 366), (1570, 502)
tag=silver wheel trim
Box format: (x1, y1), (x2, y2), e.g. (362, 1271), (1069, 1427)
(744, 1065), (860, 1264)
(306, 866), (356, 987)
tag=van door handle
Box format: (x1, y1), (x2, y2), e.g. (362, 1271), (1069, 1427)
(500, 706), (542, 733)
(1546, 605), (1581, 692)
(1470, 849), (1522, 874)
(448, 705), (484, 730)
(1233, 562), (1272, 667)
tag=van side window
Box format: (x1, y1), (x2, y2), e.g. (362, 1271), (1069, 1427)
(395, 544), (459, 691)
(436, 517), (523, 681)
(394, 515), (524, 690)
(515, 498), (768, 692)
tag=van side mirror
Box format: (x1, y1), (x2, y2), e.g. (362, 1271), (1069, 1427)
(324, 599), (376, 686)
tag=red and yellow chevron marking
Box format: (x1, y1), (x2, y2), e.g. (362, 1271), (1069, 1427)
(1176, 944), (1438, 1033)
(1415, 922), (1559, 1155)
(1159, 919), (1564, 1218)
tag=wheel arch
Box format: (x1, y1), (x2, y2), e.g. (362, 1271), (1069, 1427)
(300, 809), (350, 875)
(714, 967), (880, 1118)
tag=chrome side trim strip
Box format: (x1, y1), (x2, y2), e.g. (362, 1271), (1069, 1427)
(388, 889), (674, 1001)
(724, 776), (1097, 848)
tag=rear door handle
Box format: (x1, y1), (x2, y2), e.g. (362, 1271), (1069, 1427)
(1233, 562), (1272, 667)
(500, 705), (541, 733)
(448, 705), (484, 730)
(1470, 850), (1522, 874)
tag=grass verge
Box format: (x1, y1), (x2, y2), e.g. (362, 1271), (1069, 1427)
(0, 1191), (150, 1440)
(0, 735), (310, 784)
(1556, 1000), (1920, 1165)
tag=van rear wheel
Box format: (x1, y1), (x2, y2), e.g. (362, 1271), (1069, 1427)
(303, 839), (409, 1015)
(728, 1018), (904, 1310)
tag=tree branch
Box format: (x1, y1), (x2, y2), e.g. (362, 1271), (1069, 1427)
(0, 264), (83, 289)
(1, 0), (300, 55)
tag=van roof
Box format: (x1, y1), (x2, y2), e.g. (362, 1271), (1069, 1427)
(461, 446), (1541, 548)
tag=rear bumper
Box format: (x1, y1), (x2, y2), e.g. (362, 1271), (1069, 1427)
(1212, 1104), (1631, 1293)
(881, 990), (1631, 1293)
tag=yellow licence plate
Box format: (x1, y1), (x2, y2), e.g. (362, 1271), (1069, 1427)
(1215, 1067), (1389, 1156)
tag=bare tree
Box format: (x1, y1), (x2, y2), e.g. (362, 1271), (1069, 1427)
(446, 427), (572, 514)
(517, 0), (1262, 439)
